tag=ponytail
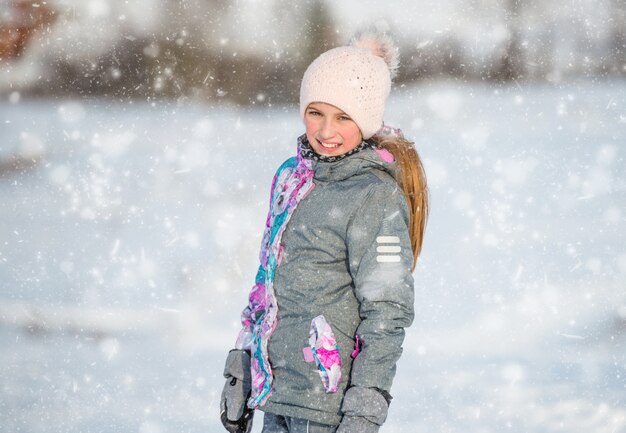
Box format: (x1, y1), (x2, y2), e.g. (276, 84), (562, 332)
(373, 134), (429, 271)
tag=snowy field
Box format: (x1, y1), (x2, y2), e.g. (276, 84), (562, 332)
(1, 79), (625, 433)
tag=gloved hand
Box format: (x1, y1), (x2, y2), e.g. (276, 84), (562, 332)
(220, 349), (254, 433)
(336, 387), (391, 433)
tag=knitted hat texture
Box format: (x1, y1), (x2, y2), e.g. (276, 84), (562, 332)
(299, 33), (399, 139)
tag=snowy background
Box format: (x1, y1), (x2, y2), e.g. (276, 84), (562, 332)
(1, 1), (626, 433)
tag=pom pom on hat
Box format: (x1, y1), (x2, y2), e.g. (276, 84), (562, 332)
(300, 32), (399, 139)
(350, 31), (399, 80)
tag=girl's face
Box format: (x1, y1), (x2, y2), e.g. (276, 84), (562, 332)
(304, 102), (363, 156)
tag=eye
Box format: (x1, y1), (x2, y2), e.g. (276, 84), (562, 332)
(338, 115), (352, 121)
(307, 109), (322, 117)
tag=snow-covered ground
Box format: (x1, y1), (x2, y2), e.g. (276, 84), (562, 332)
(1, 79), (625, 432)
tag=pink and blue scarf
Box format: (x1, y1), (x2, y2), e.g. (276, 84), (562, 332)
(235, 144), (316, 407)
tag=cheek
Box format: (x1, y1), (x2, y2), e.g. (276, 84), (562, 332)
(304, 120), (317, 142)
(341, 125), (362, 148)
(304, 118), (318, 137)
(304, 116), (319, 131)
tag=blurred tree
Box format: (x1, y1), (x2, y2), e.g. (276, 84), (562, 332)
(300, 0), (337, 66)
(2, 0), (621, 101)
(34, 0), (223, 100)
(0, 0), (56, 61)
(165, 0), (339, 104)
(608, 0), (626, 75)
(266, 0), (338, 103)
(525, 22), (556, 81)
(401, 37), (464, 80)
(491, 0), (525, 81)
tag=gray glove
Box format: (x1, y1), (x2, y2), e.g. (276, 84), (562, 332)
(220, 349), (254, 433)
(336, 387), (390, 433)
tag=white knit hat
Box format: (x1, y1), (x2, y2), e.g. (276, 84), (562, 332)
(299, 32), (399, 139)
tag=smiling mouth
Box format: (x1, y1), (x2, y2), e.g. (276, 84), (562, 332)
(317, 139), (341, 150)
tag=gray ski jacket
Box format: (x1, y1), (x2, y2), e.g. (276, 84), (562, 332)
(260, 146), (415, 426)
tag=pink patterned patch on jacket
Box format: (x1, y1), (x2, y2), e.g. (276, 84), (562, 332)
(351, 335), (362, 359)
(375, 147), (395, 163)
(308, 315), (342, 393)
(316, 346), (342, 368)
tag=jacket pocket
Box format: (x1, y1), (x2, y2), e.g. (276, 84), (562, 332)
(302, 315), (342, 393)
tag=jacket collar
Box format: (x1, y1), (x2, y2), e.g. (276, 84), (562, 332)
(309, 147), (398, 182)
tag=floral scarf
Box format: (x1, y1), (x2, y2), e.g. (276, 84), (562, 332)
(235, 140), (315, 407)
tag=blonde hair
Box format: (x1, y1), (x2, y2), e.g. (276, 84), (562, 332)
(373, 134), (429, 271)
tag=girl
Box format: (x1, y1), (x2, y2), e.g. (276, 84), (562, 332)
(220, 32), (428, 433)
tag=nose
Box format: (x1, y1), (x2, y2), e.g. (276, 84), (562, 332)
(319, 118), (335, 140)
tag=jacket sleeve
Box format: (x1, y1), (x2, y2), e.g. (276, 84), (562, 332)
(235, 161), (284, 351)
(345, 179), (415, 393)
